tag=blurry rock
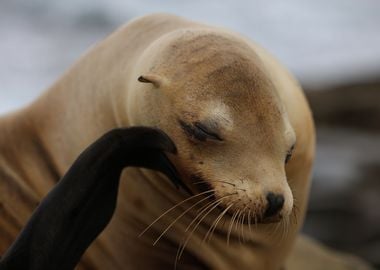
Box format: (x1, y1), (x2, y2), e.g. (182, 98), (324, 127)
(302, 80), (380, 269)
(305, 80), (380, 131)
(287, 235), (374, 270)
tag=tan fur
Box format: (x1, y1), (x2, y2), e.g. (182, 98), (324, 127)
(0, 14), (315, 269)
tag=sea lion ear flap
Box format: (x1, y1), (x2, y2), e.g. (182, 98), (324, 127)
(138, 74), (164, 88)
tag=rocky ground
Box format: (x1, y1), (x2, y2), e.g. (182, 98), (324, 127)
(303, 80), (380, 269)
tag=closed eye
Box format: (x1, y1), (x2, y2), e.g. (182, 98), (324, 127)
(179, 120), (223, 142)
(285, 144), (295, 164)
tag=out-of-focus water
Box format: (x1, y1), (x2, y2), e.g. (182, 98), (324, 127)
(1, 0), (380, 113)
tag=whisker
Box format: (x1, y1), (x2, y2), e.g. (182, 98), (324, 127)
(254, 212), (258, 230)
(286, 215), (291, 240)
(293, 203), (300, 225)
(184, 200), (223, 243)
(178, 194), (235, 261)
(289, 180), (300, 226)
(290, 197), (299, 226)
(202, 203), (227, 244)
(240, 207), (247, 243)
(279, 216), (289, 245)
(234, 210), (242, 245)
(185, 199), (223, 233)
(193, 180), (236, 187)
(285, 217), (289, 242)
(280, 219), (285, 244)
(205, 203), (234, 243)
(174, 198), (221, 269)
(227, 210), (239, 246)
(139, 189), (215, 237)
(271, 220), (281, 242)
(247, 209), (252, 234)
(152, 192), (216, 246)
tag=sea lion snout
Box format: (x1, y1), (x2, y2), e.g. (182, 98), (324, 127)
(209, 176), (292, 224)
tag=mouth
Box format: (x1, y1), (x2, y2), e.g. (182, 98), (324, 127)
(260, 215), (282, 223)
(221, 206), (283, 225)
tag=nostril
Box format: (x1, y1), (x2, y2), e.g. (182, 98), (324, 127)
(265, 192), (284, 218)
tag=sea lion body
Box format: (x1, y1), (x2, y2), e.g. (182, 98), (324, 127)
(0, 14), (315, 269)
(0, 127), (180, 270)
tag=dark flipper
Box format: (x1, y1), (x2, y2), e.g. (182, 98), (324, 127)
(0, 127), (186, 270)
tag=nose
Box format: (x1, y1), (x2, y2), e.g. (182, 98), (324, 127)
(264, 192), (284, 218)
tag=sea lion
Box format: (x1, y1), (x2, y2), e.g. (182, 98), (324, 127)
(0, 127), (182, 270)
(0, 14), (315, 269)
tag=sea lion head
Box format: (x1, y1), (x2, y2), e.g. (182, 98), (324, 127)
(130, 29), (296, 223)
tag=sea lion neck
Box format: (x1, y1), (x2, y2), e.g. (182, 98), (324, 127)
(0, 110), (61, 197)
(27, 83), (122, 174)
(25, 39), (138, 172)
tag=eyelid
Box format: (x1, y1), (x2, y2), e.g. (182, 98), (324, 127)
(179, 120), (223, 142)
(194, 122), (223, 141)
(285, 144), (295, 163)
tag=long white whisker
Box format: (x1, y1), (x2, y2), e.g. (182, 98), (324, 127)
(153, 192), (216, 246)
(174, 198), (219, 269)
(177, 194), (235, 262)
(205, 204), (234, 243)
(285, 215), (290, 241)
(227, 210), (239, 246)
(139, 189), (215, 237)
(271, 220), (281, 241)
(247, 209), (252, 234)
(240, 207), (247, 243)
(235, 210), (242, 245)
(280, 219), (284, 243)
(193, 180), (236, 186)
(179, 200), (224, 260)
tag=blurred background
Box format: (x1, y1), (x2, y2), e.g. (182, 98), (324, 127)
(1, 0), (379, 268)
